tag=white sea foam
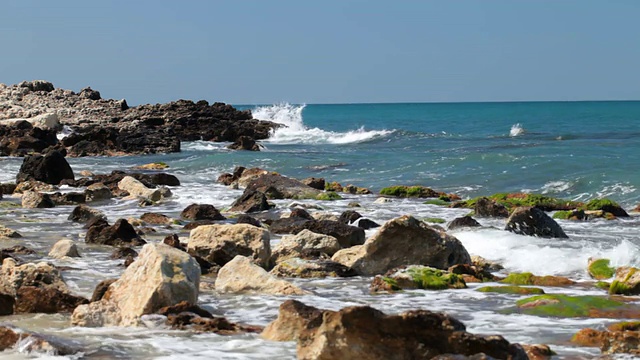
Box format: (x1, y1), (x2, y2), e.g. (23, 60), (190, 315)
(509, 123), (525, 137)
(252, 103), (393, 145)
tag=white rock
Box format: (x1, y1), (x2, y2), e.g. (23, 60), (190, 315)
(188, 223), (271, 268)
(48, 239), (80, 259)
(118, 176), (162, 202)
(215, 255), (307, 295)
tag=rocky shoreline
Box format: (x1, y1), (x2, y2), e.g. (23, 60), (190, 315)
(0, 148), (639, 358)
(0, 80), (280, 156)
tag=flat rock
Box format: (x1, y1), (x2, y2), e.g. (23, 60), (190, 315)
(215, 255), (307, 295)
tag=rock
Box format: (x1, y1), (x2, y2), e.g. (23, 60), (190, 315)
(290, 207), (314, 220)
(19, 80), (55, 92)
(79, 87), (101, 100)
(379, 185), (442, 198)
(0, 258), (68, 296)
(14, 179), (57, 193)
(512, 294), (639, 318)
(68, 204), (105, 223)
(271, 229), (342, 265)
(0, 326), (20, 351)
(187, 223), (270, 267)
(180, 203), (226, 221)
(261, 300), (324, 341)
(0, 292), (15, 315)
(332, 215), (471, 276)
(0, 183), (16, 195)
(374, 197), (392, 204)
(501, 272), (574, 286)
(571, 328), (607, 347)
(50, 191), (86, 205)
(215, 255), (307, 295)
(475, 197), (509, 218)
(71, 243), (200, 327)
(163, 234), (184, 250)
(270, 218), (365, 249)
(140, 212), (173, 225)
(236, 214), (262, 227)
(0, 225), (21, 239)
(229, 189), (271, 213)
(584, 198), (629, 218)
(182, 220), (216, 230)
(85, 218), (146, 247)
(110, 247), (138, 260)
(48, 239), (80, 258)
(296, 305), (528, 360)
(90, 279), (117, 302)
(227, 135), (260, 151)
(245, 173), (322, 199)
(370, 266), (466, 293)
(505, 206), (568, 238)
(601, 331), (640, 355)
(14, 286), (88, 313)
(521, 344), (555, 360)
(157, 301), (255, 334)
(476, 286), (545, 295)
(339, 210), (380, 230)
(609, 266), (640, 295)
(233, 167), (269, 188)
(448, 216), (481, 230)
(587, 258), (615, 280)
(118, 176), (162, 201)
(270, 258), (357, 278)
(471, 255), (504, 271)
(85, 183), (112, 201)
(16, 150), (74, 185)
(301, 177), (325, 190)
(133, 162), (169, 170)
(21, 190), (55, 208)
(448, 263), (496, 282)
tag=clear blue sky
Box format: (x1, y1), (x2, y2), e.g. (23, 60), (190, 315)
(2, 1), (639, 105)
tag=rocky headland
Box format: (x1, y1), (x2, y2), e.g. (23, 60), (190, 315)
(0, 80), (280, 156)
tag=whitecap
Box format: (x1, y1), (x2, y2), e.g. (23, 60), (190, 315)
(509, 123), (525, 137)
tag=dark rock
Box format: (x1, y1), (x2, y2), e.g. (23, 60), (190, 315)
(123, 255), (135, 267)
(50, 191), (86, 205)
(85, 219), (146, 246)
(16, 150), (74, 185)
(302, 177), (325, 190)
(270, 258), (357, 278)
(339, 210), (362, 224)
(0, 293), (15, 315)
(182, 220), (217, 230)
(0, 183), (16, 195)
(236, 214), (262, 227)
(79, 87), (101, 100)
(448, 216), (481, 230)
(19, 80), (54, 92)
(448, 264), (496, 282)
(0, 123), (58, 156)
(163, 234), (184, 250)
(290, 208), (314, 220)
(261, 300), (325, 341)
(0, 326), (20, 351)
(180, 204), (225, 221)
(157, 300), (213, 318)
(229, 189), (271, 213)
(269, 217), (312, 234)
(90, 279), (117, 302)
(227, 135), (260, 151)
(304, 220), (365, 248)
(14, 286), (88, 314)
(2, 245), (36, 255)
(140, 212), (172, 225)
(475, 197), (509, 218)
(110, 247), (138, 260)
(505, 207), (568, 238)
(68, 204), (106, 223)
(354, 218), (380, 230)
(246, 173), (321, 200)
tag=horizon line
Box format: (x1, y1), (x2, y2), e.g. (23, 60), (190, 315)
(232, 99), (640, 107)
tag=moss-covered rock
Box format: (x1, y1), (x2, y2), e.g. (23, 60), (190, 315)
(424, 217), (446, 224)
(477, 286), (545, 295)
(423, 199), (450, 206)
(609, 266), (640, 295)
(588, 258), (615, 280)
(501, 272), (574, 286)
(453, 193), (580, 212)
(595, 281), (611, 290)
(379, 185), (442, 198)
(370, 265), (466, 293)
(552, 209), (588, 221)
(513, 294), (632, 318)
(583, 198), (629, 217)
(315, 192), (342, 201)
(608, 321), (640, 332)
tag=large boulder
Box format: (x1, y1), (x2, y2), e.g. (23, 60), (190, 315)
(271, 229), (342, 265)
(215, 255), (307, 295)
(229, 189), (271, 213)
(16, 150), (74, 185)
(246, 173), (322, 199)
(85, 218), (146, 247)
(505, 206), (568, 238)
(332, 215), (471, 276)
(270, 258), (356, 278)
(71, 243), (200, 327)
(296, 305), (528, 360)
(261, 300), (324, 341)
(187, 223), (270, 267)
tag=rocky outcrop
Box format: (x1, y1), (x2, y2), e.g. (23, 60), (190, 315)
(332, 215), (471, 276)
(609, 266), (640, 295)
(270, 229), (342, 265)
(85, 218), (146, 247)
(229, 189), (271, 213)
(296, 305), (528, 360)
(0, 121), (58, 156)
(16, 150), (74, 185)
(48, 239), (81, 259)
(505, 207), (568, 238)
(187, 223), (270, 267)
(71, 243), (200, 327)
(215, 255), (307, 295)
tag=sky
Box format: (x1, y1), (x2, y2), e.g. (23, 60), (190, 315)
(2, 1), (639, 105)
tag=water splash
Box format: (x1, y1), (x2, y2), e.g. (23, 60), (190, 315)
(509, 123), (525, 137)
(252, 103), (393, 145)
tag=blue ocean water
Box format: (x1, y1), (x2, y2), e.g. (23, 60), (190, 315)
(222, 101), (640, 206)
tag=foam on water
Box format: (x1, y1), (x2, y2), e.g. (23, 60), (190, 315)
(252, 103), (393, 145)
(509, 123), (525, 137)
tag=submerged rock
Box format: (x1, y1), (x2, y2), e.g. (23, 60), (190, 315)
(501, 272), (574, 287)
(512, 294), (640, 318)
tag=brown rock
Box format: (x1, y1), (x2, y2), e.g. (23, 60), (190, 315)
(14, 286), (88, 314)
(571, 328), (606, 347)
(180, 203), (225, 221)
(90, 279), (117, 302)
(521, 344), (555, 360)
(0, 292), (15, 315)
(262, 300), (325, 341)
(85, 218), (146, 247)
(0, 326), (20, 351)
(475, 197), (509, 218)
(140, 212), (173, 225)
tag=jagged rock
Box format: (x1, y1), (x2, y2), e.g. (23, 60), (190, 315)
(14, 179), (57, 193)
(85, 218), (146, 247)
(0, 258), (68, 296)
(71, 243), (200, 327)
(227, 135), (260, 151)
(16, 150), (74, 185)
(261, 300), (324, 341)
(21, 190), (55, 208)
(215, 255), (307, 295)
(609, 266), (640, 295)
(332, 215), (471, 276)
(110, 247), (138, 260)
(296, 305), (527, 360)
(68, 204), (105, 223)
(505, 207), (568, 238)
(471, 255), (504, 271)
(475, 197), (509, 218)
(180, 203), (225, 221)
(79, 87), (101, 100)
(50, 191), (86, 205)
(187, 223), (270, 267)
(271, 229), (342, 265)
(236, 214), (263, 227)
(140, 212), (173, 225)
(270, 258), (357, 278)
(270, 218), (365, 248)
(0, 225), (21, 239)
(48, 239), (80, 259)
(14, 286), (88, 314)
(229, 189), (271, 213)
(448, 216), (481, 230)
(302, 177), (325, 190)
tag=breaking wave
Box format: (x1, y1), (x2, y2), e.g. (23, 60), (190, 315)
(252, 103), (393, 145)
(509, 123), (525, 137)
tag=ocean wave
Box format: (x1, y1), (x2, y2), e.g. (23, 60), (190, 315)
(509, 123), (525, 137)
(252, 103), (394, 145)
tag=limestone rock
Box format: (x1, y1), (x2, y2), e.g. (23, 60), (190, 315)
(215, 255), (307, 295)
(332, 215), (471, 276)
(0, 225), (21, 239)
(188, 223), (270, 267)
(245, 173), (322, 200)
(505, 206), (568, 238)
(609, 266), (640, 295)
(0, 258), (68, 296)
(475, 197), (509, 218)
(261, 300), (324, 341)
(48, 239), (80, 258)
(21, 190), (55, 208)
(270, 218), (365, 248)
(71, 243), (200, 327)
(271, 229), (341, 265)
(270, 258), (356, 278)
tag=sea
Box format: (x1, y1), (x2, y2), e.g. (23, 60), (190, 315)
(1, 101), (639, 359)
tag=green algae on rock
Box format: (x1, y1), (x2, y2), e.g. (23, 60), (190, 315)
(424, 217), (446, 224)
(379, 185), (442, 198)
(315, 191), (342, 201)
(370, 265), (466, 293)
(583, 198), (629, 217)
(609, 266), (640, 295)
(454, 193), (579, 212)
(501, 272), (575, 286)
(513, 294), (629, 318)
(587, 258), (615, 280)
(477, 286), (545, 295)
